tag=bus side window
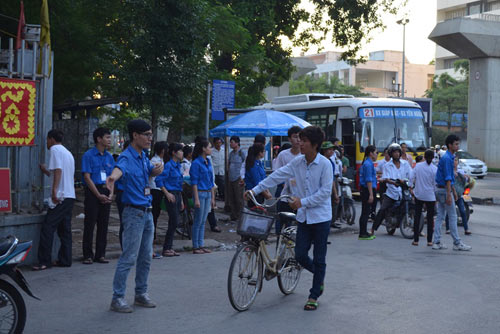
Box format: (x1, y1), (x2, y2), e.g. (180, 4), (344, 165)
(341, 119), (356, 179)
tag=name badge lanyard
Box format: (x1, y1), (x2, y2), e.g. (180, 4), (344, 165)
(142, 156), (151, 195)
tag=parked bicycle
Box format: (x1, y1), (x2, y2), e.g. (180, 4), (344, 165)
(176, 176), (194, 239)
(227, 193), (302, 312)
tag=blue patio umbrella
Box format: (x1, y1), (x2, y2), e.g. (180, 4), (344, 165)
(209, 109), (311, 137)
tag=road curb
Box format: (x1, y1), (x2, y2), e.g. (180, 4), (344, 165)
(472, 197), (500, 206)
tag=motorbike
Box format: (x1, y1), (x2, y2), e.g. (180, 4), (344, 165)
(0, 235), (39, 333)
(337, 177), (356, 225)
(383, 179), (424, 239)
(458, 185), (474, 226)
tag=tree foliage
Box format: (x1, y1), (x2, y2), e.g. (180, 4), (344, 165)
(290, 75), (369, 97)
(425, 70), (468, 132)
(2, 0), (403, 140)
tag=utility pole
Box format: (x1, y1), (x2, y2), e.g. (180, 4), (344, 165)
(397, 18), (409, 98)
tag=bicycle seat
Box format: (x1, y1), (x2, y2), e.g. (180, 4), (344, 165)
(278, 212), (296, 223)
(0, 235), (16, 256)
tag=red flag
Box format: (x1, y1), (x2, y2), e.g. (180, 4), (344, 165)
(16, 1), (26, 50)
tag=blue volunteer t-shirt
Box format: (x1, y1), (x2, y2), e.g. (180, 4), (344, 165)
(189, 156), (214, 191)
(81, 147), (115, 186)
(156, 159), (183, 191)
(115, 146), (154, 207)
(435, 150), (455, 186)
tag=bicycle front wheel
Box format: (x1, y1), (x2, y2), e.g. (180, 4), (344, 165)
(277, 243), (302, 295)
(227, 243), (262, 311)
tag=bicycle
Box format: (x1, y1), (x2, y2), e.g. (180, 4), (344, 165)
(176, 178), (194, 239)
(227, 192), (302, 312)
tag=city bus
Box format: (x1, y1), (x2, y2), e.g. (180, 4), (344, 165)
(249, 95), (430, 186)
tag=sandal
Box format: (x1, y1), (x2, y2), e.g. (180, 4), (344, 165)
(82, 258), (93, 265)
(465, 231), (472, 235)
(163, 250), (181, 257)
(427, 242), (433, 247)
(412, 241), (419, 246)
(32, 264), (49, 271)
(201, 248), (212, 254)
(192, 248), (204, 254)
(304, 300), (318, 311)
(95, 257), (109, 264)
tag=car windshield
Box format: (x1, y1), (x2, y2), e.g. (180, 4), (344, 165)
(457, 151), (475, 159)
(359, 107), (428, 151)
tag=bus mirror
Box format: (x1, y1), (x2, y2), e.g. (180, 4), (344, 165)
(355, 119), (362, 133)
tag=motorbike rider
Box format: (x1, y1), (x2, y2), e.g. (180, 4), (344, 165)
(371, 143), (412, 235)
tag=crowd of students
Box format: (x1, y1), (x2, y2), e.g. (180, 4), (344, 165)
(29, 119), (474, 313)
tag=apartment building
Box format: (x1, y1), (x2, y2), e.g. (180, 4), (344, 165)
(436, 0), (500, 78)
(304, 50), (434, 98)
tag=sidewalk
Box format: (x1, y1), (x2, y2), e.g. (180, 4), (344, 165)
(471, 172), (500, 205)
(70, 190), (357, 262)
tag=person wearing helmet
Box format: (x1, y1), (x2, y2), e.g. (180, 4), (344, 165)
(371, 143), (412, 235)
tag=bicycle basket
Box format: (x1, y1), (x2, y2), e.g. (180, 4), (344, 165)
(237, 207), (274, 240)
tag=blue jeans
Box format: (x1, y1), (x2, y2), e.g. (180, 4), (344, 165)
(434, 189), (461, 245)
(295, 221), (330, 300)
(192, 191), (211, 249)
(112, 206), (154, 299)
(445, 197), (469, 231)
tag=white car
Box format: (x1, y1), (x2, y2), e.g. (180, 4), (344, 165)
(456, 150), (488, 179)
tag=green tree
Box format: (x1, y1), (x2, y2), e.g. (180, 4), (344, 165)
(289, 75), (369, 96)
(426, 72), (468, 132)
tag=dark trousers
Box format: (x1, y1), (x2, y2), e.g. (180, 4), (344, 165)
(370, 188), (378, 217)
(38, 198), (74, 267)
(151, 189), (164, 240)
(163, 192), (182, 251)
(372, 195), (397, 231)
(414, 199), (435, 243)
(359, 187), (373, 236)
(215, 175), (225, 200)
(116, 190), (124, 249)
(228, 179), (243, 221)
(295, 220), (330, 300)
(275, 200), (294, 234)
(83, 187), (111, 260)
(207, 209), (218, 230)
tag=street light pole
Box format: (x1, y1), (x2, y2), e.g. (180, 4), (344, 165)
(397, 18), (409, 98)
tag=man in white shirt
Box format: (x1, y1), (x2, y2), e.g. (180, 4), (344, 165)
(211, 137), (225, 200)
(273, 126), (302, 233)
(371, 143), (411, 235)
(400, 143), (414, 168)
(33, 129), (76, 270)
(246, 126), (332, 311)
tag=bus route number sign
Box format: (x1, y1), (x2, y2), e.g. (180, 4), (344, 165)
(363, 108), (374, 118)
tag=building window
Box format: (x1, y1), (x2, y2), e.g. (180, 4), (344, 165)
(467, 1), (482, 15)
(444, 57), (461, 69)
(488, 1), (500, 11)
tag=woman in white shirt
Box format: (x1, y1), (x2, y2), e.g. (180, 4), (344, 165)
(410, 149), (437, 246)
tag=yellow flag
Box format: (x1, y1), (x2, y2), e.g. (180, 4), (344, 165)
(37, 0), (51, 76)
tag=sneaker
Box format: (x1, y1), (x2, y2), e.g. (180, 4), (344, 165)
(110, 298), (133, 313)
(445, 230), (450, 234)
(134, 293), (156, 308)
(153, 252), (163, 259)
(358, 235), (375, 240)
(432, 242), (448, 250)
(453, 243), (472, 251)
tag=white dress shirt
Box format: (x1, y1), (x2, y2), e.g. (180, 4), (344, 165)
(382, 159), (412, 200)
(252, 154), (333, 224)
(149, 155), (164, 190)
(376, 158), (391, 174)
(410, 161), (437, 201)
(211, 146), (225, 176)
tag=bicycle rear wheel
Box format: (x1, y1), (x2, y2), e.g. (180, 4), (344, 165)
(176, 209), (192, 239)
(227, 243), (262, 311)
(277, 243), (302, 295)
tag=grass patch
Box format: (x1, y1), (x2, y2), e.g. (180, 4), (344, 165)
(488, 167), (500, 173)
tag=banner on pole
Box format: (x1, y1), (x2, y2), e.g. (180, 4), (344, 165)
(211, 80), (235, 121)
(0, 169), (12, 213)
(0, 78), (36, 146)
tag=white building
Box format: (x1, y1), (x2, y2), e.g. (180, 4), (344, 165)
(304, 50), (434, 98)
(436, 0), (500, 79)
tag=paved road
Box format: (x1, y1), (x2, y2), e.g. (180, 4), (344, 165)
(473, 172), (500, 202)
(22, 203), (500, 334)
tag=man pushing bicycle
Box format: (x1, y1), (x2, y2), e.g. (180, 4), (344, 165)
(245, 126), (333, 311)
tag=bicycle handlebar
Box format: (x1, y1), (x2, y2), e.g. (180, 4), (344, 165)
(246, 191), (293, 209)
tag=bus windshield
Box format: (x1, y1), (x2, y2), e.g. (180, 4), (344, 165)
(359, 107), (428, 152)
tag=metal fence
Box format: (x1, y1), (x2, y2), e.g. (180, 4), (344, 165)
(0, 36), (53, 213)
